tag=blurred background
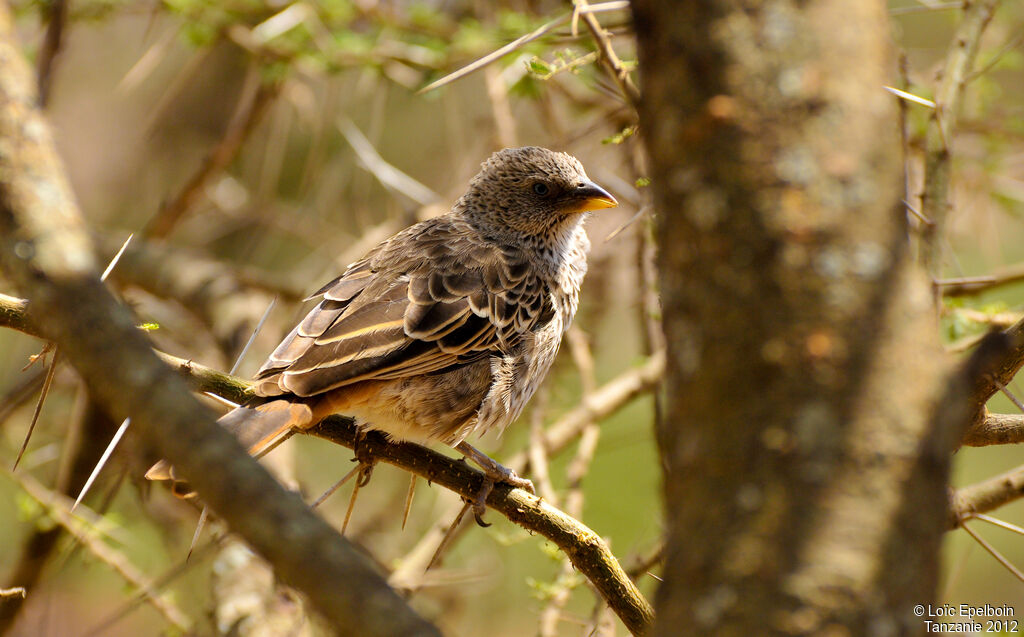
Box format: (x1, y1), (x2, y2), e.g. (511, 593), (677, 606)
(0, 1), (1021, 635)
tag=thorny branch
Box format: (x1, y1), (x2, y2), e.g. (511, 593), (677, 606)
(919, 0), (1001, 277)
(0, 290), (657, 635)
(0, 7), (437, 632)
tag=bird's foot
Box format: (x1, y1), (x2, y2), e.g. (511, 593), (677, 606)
(350, 427), (377, 484)
(454, 441), (534, 526)
(469, 476), (495, 527)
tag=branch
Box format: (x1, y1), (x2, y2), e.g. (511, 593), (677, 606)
(417, 12), (573, 94)
(0, 394), (120, 633)
(574, 0), (640, 106)
(310, 418), (655, 636)
(950, 464), (1024, 528)
(35, 0), (67, 107)
(969, 317), (1024, 420)
(0, 6), (438, 634)
(962, 412), (1024, 446)
(0, 292), (255, 405)
(96, 235), (302, 356)
(143, 63), (277, 239)
(4, 469), (192, 631)
(938, 261), (1024, 297)
(919, 0), (1001, 276)
(0, 289), (658, 635)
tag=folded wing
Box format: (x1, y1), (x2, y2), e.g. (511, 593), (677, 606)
(253, 218), (553, 398)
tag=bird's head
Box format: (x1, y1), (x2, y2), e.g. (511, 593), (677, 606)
(456, 147), (617, 239)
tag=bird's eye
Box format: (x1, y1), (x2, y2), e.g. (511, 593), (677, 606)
(533, 182), (550, 196)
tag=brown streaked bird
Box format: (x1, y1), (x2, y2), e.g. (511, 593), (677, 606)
(148, 146), (616, 512)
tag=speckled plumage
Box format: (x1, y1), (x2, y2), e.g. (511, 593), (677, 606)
(148, 147), (615, 488)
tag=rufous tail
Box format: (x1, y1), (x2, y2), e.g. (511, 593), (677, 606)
(145, 399), (316, 495)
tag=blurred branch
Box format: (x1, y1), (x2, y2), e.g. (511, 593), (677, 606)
(484, 65), (517, 148)
(626, 542), (663, 580)
(35, 0), (68, 107)
(1, 285), (659, 634)
(143, 63), (278, 238)
(0, 8), (438, 634)
(0, 394), (123, 635)
(310, 418), (655, 636)
(968, 317), (1024, 423)
(539, 327), (602, 636)
(86, 535), (226, 635)
(962, 412), (1024, 446)
(4, 469), (192, 631)
(338, 118), (440, 207)
(574, 0), (640, 106)
(0, 292), (256, 405)
(391, 351), (665, 594)
(950, 464), (1024, 528)
(919, 0), (1001, 277)
(418, 11), (573, 94)
(96, 235), (301, 356)
(938, 262), (1024, 296)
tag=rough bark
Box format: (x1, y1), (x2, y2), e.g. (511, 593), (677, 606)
(0, 4), (437, 636)
(632, 1), (949, 634)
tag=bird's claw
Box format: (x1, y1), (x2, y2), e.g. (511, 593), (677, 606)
(470, 476), (495, 527)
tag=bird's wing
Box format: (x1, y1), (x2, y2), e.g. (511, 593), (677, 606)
(253, 218), (553, 398)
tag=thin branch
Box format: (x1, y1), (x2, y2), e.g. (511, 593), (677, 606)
(338, 118), (440, 206)
(0, 287), (658, 635)
(84, 536), (225, 636)
(939, 261), (1024, 296)
(5, 469), (192, 631)
(626, 542), (664, 580)
(574, 0), (640, 106)
(0, 12), (438, 633)
(959, 521), (1024, 583)
(950, 464), (1024, 527)
(968, 317), (1024, 421)
(919, 0), (1001, 277)
(417, 12), (573, 94)
(143, 63), (278, 238)
(310, 418), (655, 636)
(890, 2), (965, 16)
(35, 0), (67, 107)
(965, 31), (1024, 83)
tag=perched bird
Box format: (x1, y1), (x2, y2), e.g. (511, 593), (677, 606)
(148, 146), (616, 513)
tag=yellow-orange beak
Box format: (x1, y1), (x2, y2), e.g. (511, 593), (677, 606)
(569, 180), (618, 213)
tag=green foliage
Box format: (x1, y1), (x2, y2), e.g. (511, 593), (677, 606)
(16, 492), (56, 532)
(526, 49), (598, 81)
(602, 124), (637, 145)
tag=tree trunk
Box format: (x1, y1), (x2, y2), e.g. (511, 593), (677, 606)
(632, 1), (950, 634)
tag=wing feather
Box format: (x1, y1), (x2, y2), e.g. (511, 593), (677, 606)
(253, 217), (551, 398)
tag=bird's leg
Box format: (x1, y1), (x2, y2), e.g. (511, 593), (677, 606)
(350, 426), (376, 479)
(454, 441), (534, 525)
(338, 427), (376, 534)
(454, 441), (534, 492)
